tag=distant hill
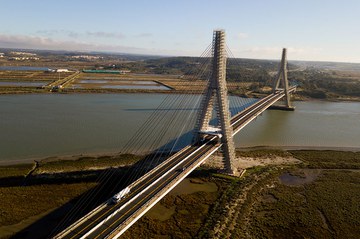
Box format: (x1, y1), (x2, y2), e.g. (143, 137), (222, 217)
(291, 60), (360, 72)
(0, 48), (162, 61)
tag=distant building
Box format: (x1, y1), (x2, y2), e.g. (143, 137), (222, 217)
(71, 55), (103, 61)
(119, 70), (131, 74)
(56, 69), (70, 72)
(82, 69), (123, 74)
(8, 56), (39, 61)
(0, 53), (4, 58)
(9, 51), (37, 56)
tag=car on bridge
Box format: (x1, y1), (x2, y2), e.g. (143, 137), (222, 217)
(110, 187), (130, 204)
(176, 166), (187, 172)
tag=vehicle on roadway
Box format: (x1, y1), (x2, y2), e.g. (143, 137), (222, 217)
(110, 187), (130, 204)
(176, 166), (187, 172)
(198, 126), (223, 144)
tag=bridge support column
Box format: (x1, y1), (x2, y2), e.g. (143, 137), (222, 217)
(272, 48), (295, 110)
(195, 30), (237, 175)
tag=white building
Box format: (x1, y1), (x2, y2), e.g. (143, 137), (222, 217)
(10, 51), (37, 56)
(56, 69), (70, 72)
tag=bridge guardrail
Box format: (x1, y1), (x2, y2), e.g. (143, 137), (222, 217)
(53, 202), (108, 239)
(80, 143), (209, 238)
(107, 143), (221, 239)
(128, 145), (192, 189)
(55, 86), (297, 238)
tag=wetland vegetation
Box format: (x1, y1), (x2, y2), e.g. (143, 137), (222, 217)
(0, 150), (359, 238)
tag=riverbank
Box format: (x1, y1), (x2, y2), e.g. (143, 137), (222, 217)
(1, 145), (360, 167)
(1, 87), (360, 102)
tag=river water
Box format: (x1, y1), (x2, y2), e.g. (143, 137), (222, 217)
(0, 93), (359, 163)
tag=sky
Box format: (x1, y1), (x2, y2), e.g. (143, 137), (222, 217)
(1, 0), (360, 63)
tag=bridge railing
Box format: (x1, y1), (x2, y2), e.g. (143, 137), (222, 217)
(106, 142), (221, 238)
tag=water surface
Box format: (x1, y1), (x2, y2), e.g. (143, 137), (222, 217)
(0, 81), (46, 87)
(0, 94), (359, 163)
(0, 66), (52, 71)
(99, 85), (170, 90)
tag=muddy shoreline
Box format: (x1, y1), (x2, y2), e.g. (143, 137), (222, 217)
(1, 146), (359, 167)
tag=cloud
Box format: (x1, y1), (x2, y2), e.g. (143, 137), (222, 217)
(0, 34), (143, 53)
(36, 29), (80, 38)
(67, 31), (80, 38)
(238, 46), (323, 60)
(86, 31), (125, 39)
(134, 33), (152, 38)
(4, 33), (352, 62)
(287, 47), (323, 55)
(36, 30), (125, 39)
(244, 46), (281, 55)
(36, 30), (59, 36)
(235, 32), (249, 40)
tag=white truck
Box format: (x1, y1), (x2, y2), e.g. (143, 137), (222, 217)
(199, 126), (223, 143)
(111, 187), (131, 204)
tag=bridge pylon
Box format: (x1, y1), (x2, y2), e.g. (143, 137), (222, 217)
(272, 48), (295, 110)
(194, 30), (238, 175)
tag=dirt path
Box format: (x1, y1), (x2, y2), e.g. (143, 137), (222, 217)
(22, 160), (39, 186)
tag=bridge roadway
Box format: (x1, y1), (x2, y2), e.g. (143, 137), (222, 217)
(46, 72), (81, 89)
(55, 87), (295, 239)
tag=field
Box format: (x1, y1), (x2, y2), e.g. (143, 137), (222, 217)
(2, 50), (360, 100)
(0, 70), (253, 95)
(0, 150), (359, 238)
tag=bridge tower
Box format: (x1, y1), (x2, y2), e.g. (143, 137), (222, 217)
(272, 48), (295, 110)
(195, 30), (238, 175)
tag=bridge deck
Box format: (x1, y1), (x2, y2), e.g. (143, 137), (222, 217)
(55, 87), (296, 239)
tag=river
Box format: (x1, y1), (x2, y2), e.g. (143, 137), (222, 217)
(0, 93), (359, 164)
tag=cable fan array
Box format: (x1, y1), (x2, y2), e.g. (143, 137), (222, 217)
(52, 37), (264, 236)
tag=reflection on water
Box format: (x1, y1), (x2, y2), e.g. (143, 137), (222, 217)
(72, 80), (170, 90)
(0, 93), (359, 162)
(71, 84), (170, 90)
(100, 85), (170, 90)
(0, 66), (51, 71)
(78, 80), (109, 84)
(78, 80), (159, 85)
(116, 80), (160, 85)
(0, 81), (46, 87)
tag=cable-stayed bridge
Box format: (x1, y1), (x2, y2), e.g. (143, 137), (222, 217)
(54, 30), (296, 239)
